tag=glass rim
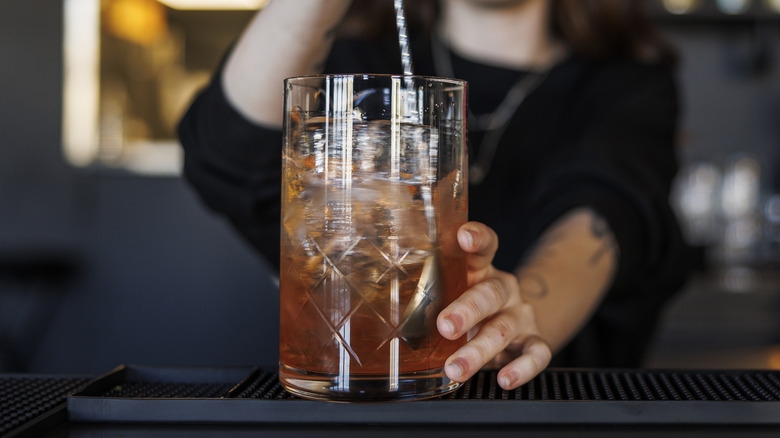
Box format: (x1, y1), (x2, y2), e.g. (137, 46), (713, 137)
(284, 73), (466, 87)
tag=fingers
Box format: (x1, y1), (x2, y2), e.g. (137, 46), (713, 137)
(458, 222), (499, 275)
(443, 305), (524, 381)
(444, 221), (551, 390)
(441, 299), (551, 390)
(437, 270), (519, 340)
(496, 336), (552, 390)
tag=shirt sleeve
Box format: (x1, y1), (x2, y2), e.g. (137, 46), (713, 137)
(525, 61), (690, 300)
(523, 61), (692, 367)
(176, 37), (402, 271)
(178, 69), (283, 268)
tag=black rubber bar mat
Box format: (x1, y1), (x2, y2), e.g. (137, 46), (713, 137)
(65, 365), (780, 425)
(1, 375), (91, 438)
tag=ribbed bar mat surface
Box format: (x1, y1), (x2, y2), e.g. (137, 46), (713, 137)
(1, 375), (90, 437)
(62, 366), (780, 425)
(232, 368), (780, 401)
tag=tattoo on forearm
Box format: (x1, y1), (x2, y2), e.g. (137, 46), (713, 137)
(516, 211), (616, 300)
(518, 272), (550, 299)
(589, 215), (617, 265)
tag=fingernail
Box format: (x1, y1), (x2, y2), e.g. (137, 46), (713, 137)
(464, 229), (475, 248)
(439, 316), (455, 337)
(459, 228), (475, 249)
(499, 375), (511, 390)
(446, 360), (463, 380)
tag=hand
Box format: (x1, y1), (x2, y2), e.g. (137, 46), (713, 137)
(223, 0), (354, 126)
(437, 222), (552, 390)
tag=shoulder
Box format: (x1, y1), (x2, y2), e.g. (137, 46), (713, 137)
(544, 55), (678, 131)
(563, 56), (677, 104)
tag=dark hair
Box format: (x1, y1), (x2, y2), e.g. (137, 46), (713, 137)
(550, 0), (676, 63)
(340, 0), (675, 64)
(338, 0), (439, 40)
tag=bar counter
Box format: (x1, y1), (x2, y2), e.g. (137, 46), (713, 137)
(3, 365), (780, 437)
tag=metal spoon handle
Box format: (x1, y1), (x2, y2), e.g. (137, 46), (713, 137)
(394, 0), (414, 76)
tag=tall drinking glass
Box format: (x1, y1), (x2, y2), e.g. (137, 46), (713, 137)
(279, 75), (468, 402)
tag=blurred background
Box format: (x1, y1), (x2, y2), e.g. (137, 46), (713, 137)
(1, 0), (780, 374)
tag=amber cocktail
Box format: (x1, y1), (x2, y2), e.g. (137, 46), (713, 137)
(280, 75), (467, 402)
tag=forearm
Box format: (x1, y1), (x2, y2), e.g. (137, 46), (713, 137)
(514, 208), (618, 353)
(222, 0), (352, 127)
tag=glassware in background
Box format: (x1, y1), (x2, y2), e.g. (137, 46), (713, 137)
(719, 155), (762, 264)
(761, 194), (780, 263)
(672, 161), (722, 246)
(673, 154), (769, 292)
(279, 74), (468, 402)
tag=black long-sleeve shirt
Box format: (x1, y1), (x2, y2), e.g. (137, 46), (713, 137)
(178, 34), (690, 367)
